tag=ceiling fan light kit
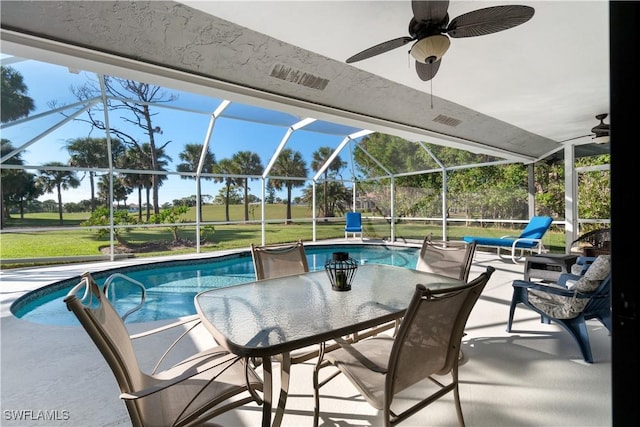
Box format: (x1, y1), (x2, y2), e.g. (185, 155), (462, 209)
(410, 35), (450, 64)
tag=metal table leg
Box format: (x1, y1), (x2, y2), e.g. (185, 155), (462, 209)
(272, 352), (291, 427)
(261, 357), (273, 427)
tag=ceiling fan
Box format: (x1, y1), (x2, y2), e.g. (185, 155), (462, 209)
(591, 113), (610, 143)
(345, 1), (535, 81)
(591, 113), (610, 137)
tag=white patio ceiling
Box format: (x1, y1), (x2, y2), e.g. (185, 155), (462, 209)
(0, 1), (610, 166)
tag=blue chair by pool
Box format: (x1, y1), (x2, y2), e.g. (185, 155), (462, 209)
(462, 216), (553, 263)
(345, 212), (363, 240)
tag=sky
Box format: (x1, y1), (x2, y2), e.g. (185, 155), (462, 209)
(1, 55), (364, 205)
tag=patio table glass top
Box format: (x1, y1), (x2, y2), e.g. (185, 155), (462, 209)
(195, 263), (463, 358)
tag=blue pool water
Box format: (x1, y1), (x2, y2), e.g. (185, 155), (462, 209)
(12, 244), (419, 326)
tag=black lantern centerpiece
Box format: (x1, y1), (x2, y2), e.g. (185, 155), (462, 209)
(325, 251), (358, 291)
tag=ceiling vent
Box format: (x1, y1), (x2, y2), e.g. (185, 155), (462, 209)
(270, 64), (329, 90)
(433, 114), (462, 127)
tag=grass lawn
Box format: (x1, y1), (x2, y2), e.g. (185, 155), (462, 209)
(1, 205), (567, 267)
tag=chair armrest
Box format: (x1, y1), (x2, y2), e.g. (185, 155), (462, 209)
(512, 280), (593, 299)
(119, 351), (240, 399)
(574, 256), (596, 274)
(512, 238), (543, 249)
(129, 314), (201, 339)
(557, 273), (581, 287)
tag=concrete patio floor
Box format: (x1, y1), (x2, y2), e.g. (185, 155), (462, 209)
(0, 244), (611, 426)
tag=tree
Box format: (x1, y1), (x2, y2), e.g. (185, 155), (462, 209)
(150, 205), (189, 244)
(97, 174), (132, 208)
(269, 149), (308, 224)
(120, 145), (149, 222)
(301, 181), (350, 217)
(66, 137), (125, 212)
(265, 180), (277, 204)
(231, 151), (263, 222)
(575, 155), (611, 229)
(311, 146), (346, 218)
(71, 76), (177, 215)
(214, 186), (242, 205)
(81, 206), (131, 245)
(177, 143), (216, 220)
(36, 162), (81, 225)
(1, 140), (44, 227)
(213, 158), (240, 222)
(120, 143), (170, 222)
(1, 66), (35, 123)
(1, 139), (23, 226)
(354, 133), (433, 181)
(6, 171), (43, 220)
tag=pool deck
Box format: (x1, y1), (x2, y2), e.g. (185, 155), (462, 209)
(0, 241), (612, 426)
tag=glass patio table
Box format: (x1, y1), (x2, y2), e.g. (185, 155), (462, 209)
(194, 263), (464, 427)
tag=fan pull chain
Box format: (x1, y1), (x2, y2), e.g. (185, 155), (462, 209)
(430, 79), (433, 109)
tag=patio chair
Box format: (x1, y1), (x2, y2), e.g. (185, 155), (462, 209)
(369, 235), (477, 342)
(462, 215), (553, 263)
(364, 236), (475, 341)
(251, 240), (327, 364)
(570, 227), (611, 257)
(251, 240), (309, 280)
(251, 240), (361, 365)
(312, 266), (495, 427)
(416, 235), (477, 282)
(64, 272), (263, 427)
(507, 255), (611, 363)
(345, 212), (363, 240)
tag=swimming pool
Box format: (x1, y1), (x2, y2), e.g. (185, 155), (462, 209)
(12, 244), (419, 326)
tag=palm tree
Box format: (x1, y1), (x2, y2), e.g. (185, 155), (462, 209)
(97, 174), (131, 208)
(1, 66), (35, 123)
(121, 144), (170, 222)
(231, 151), (263, 222)
(36, 162), (81, 225)
(120, 146), (147, 222)
(270, 149), (308, 224)
(140, 143), (170, 222)
(213, 158), (240, 222)
(311, 146), (346, 218)
(66, 137), (124, 212)
(177, 143), (216, 220)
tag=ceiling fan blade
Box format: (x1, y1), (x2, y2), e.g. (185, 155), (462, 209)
(415, 59), (441, 81)
(346, 36), (414, 63)
(412, 0), (449, 23)
(446, 5), (534, 38)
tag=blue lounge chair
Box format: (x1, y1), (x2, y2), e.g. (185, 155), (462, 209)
(344, 212), (363, 240)
(462, 216), (553, 263)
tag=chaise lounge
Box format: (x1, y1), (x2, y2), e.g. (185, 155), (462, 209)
(462, 216), (553, 263)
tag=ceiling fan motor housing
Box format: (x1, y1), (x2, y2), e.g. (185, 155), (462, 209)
(591, 113), (610, 137)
